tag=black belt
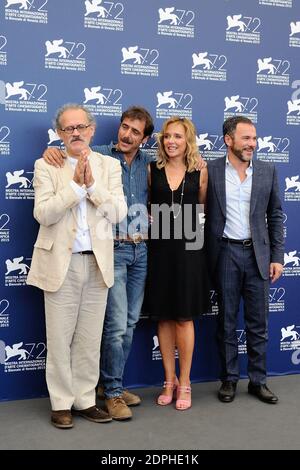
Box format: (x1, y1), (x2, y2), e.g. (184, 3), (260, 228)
(75, 250), (94, 255)
(222, 237), (252, 247)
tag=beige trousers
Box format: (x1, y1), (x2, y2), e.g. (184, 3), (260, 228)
(44, 254), (108, 411)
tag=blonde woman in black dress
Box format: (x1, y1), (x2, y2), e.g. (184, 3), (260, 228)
(143, 117), (209, 410)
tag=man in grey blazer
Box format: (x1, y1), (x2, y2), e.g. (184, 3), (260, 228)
(27, 104), (127, 428)
(205, 116), (284, 404)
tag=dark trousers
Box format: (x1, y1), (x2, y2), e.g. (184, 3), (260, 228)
(214, 240), (269, 385)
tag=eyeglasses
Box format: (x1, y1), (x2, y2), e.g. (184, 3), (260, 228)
(59, 124), (92, 134)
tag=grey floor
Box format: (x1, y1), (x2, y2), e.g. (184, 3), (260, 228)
(0, 374), (299, 450)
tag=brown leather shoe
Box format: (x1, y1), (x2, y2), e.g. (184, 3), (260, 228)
(51, 410), (73, 429)
(104, 396), (133, 420)
(97, 385), (141, 407)
(73, 405), (112, 423)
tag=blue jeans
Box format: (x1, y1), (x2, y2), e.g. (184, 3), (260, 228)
(100, 240), (147, 398)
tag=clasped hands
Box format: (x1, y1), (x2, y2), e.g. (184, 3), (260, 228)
(73, 149), (94, 188)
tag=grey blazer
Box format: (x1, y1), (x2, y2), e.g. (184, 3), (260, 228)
(205, 156), (284, 280)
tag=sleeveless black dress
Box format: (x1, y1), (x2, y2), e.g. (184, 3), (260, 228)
(143, 162), (210, 321)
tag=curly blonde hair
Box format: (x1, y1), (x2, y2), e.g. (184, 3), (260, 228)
(156, 117), (199, 172)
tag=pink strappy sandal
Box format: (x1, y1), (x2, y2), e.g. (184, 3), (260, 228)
(175, 385), (192, 410)
(157, 380), (178, 406)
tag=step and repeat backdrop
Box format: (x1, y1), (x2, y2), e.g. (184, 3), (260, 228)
(0, 0), (300, 401)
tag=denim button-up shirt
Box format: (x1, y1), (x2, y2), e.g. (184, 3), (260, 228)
(92, 142), (154, 237)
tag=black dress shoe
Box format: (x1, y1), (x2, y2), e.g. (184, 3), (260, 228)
(248, 383), (278, 404)
(218, 381), (237, 403)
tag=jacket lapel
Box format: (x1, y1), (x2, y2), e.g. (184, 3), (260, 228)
(214, 157), (226, 218)
(250, 161), (262, 214)
(89, 152), (103, 183)
(86, 152), (103, 222)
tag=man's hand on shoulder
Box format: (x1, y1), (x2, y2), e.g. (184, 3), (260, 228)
(195, 154), (207, 171)
(43, 147), (66, 168)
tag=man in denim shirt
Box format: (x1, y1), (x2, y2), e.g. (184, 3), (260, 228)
(94, 107), (154, 420)
(44, 106), (154, 420)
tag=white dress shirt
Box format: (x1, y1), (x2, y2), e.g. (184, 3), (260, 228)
(67, 155), (96, 253)
(223, 155), (253, 240)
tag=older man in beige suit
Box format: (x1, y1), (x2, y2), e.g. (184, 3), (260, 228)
(27, 104), (127, 429)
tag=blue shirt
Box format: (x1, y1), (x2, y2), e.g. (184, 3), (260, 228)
(92, 142), (153, 237)
(223, 155), (253, 240)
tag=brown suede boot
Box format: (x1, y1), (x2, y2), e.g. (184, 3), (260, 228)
(104, 396), (133, 420)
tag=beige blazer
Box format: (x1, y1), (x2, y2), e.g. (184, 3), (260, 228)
(27, 151), (127, 291)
